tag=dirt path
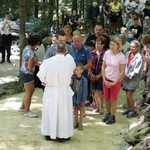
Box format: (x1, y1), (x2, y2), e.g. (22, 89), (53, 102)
(0, 88), (133, 150)
(0, 54), (143, 150)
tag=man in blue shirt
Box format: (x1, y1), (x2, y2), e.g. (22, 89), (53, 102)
(72, 34), (92, 79)
(45, 31), (74, 59)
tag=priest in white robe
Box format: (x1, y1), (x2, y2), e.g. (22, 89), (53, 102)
(37, 42), (75, 142)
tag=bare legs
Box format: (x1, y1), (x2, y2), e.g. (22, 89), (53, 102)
(74, 106), (84, 130)
(20, 81), (35, 113)
(105, 100), (117, 115)
(94, 91), (103, 113)
(74, 106), (84, 122)
(122, 91), (136, 118)
(126, 91), (134, 111)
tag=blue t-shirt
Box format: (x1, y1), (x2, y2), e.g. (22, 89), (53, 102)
(72, 44), (92, 78)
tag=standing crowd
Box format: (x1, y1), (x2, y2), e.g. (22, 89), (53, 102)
(1, 0), (150, 144)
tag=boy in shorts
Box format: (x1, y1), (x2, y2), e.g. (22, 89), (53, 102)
(71, 63), (88, 130)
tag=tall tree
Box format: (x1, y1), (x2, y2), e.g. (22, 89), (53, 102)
(19, 0), (26, 67)
(72, 0), (77, 10)
(34, 0), (39, 18)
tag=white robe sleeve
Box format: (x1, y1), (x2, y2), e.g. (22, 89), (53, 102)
(37, 60), (47, 83)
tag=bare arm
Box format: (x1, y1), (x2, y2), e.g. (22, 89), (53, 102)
(113, 64), (125, 85)
(101, 61), (106, 83)
(84, 60), (92, 70)
(141, 48), (150, 65)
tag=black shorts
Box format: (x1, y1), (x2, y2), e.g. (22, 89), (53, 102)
(91, 81), (103, 92)
(110, 12), (119, 22)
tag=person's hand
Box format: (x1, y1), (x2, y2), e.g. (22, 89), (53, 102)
(123, 75), (128, 80)
(95, 74), (101, 80)
(79, 102), (84, 107)
(105, 80), (115, 88)
(142, 68), (147, 75)
(91, 74), (96, 81)
(36, 62), (41, 67)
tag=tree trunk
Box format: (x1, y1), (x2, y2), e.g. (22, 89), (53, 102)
(34, 0), (39, 18)
(56, 0), (59, 31)
(19, 0), (26, 68)
(72, 0), (77, 10)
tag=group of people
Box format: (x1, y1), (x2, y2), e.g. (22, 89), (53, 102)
(18, 29), (92, 142)
(1, 1), (150, 144)
(102, 0), (150, 35)
(16, 19), (150, 143)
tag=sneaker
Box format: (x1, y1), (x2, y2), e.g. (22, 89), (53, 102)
(105, 115), (115, 124)
(127, 111), (137, 118)
(24, 111), (38, 118)
(102, 113), (110, 122)
(78, 124), (83, 130)
(18, 108), (25, 112)
(122, 109), (131, 115)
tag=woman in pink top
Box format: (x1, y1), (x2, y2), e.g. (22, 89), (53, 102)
(101, 38), (125, 124)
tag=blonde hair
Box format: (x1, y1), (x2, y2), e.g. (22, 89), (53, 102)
(73, 30), (81, 36)
(64, 25), (72, 32)
(111, 38), (122, 51)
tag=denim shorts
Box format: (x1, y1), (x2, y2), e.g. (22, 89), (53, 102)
(19, 70), (34, 84)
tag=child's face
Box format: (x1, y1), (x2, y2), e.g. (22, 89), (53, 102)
(74, 66), (83, 77)
(96, 41), (104, 50)
(52, 37), (57, 44)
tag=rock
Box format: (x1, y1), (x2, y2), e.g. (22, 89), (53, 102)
(127, 146), (134, 150)
(124, 126), (139, 145)
(134, 127), (150, 139)
(134, 137), (150, 150)
(124, 122), (149, 145)
(129, 115), (145, 129)
(136, 122), (149, 132)
(124, 87), (150, 149)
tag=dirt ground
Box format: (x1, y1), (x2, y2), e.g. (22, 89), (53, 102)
(0, 54), (144, 150)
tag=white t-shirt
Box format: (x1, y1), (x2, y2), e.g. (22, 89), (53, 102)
(135, 3), (145, 14)
(122, 42), (131, 54)
(1, 19), (14, 35)
(103, 50), (125, 81)
(124, 1), (136, 14)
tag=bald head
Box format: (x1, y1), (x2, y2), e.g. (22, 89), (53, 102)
(73, 35), (83, 50)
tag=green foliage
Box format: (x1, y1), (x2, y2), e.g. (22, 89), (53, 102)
(0, 0), (94, 29)
(0, 81), (24, 98)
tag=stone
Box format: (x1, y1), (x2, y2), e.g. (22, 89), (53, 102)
(134, 127), (150, 139)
